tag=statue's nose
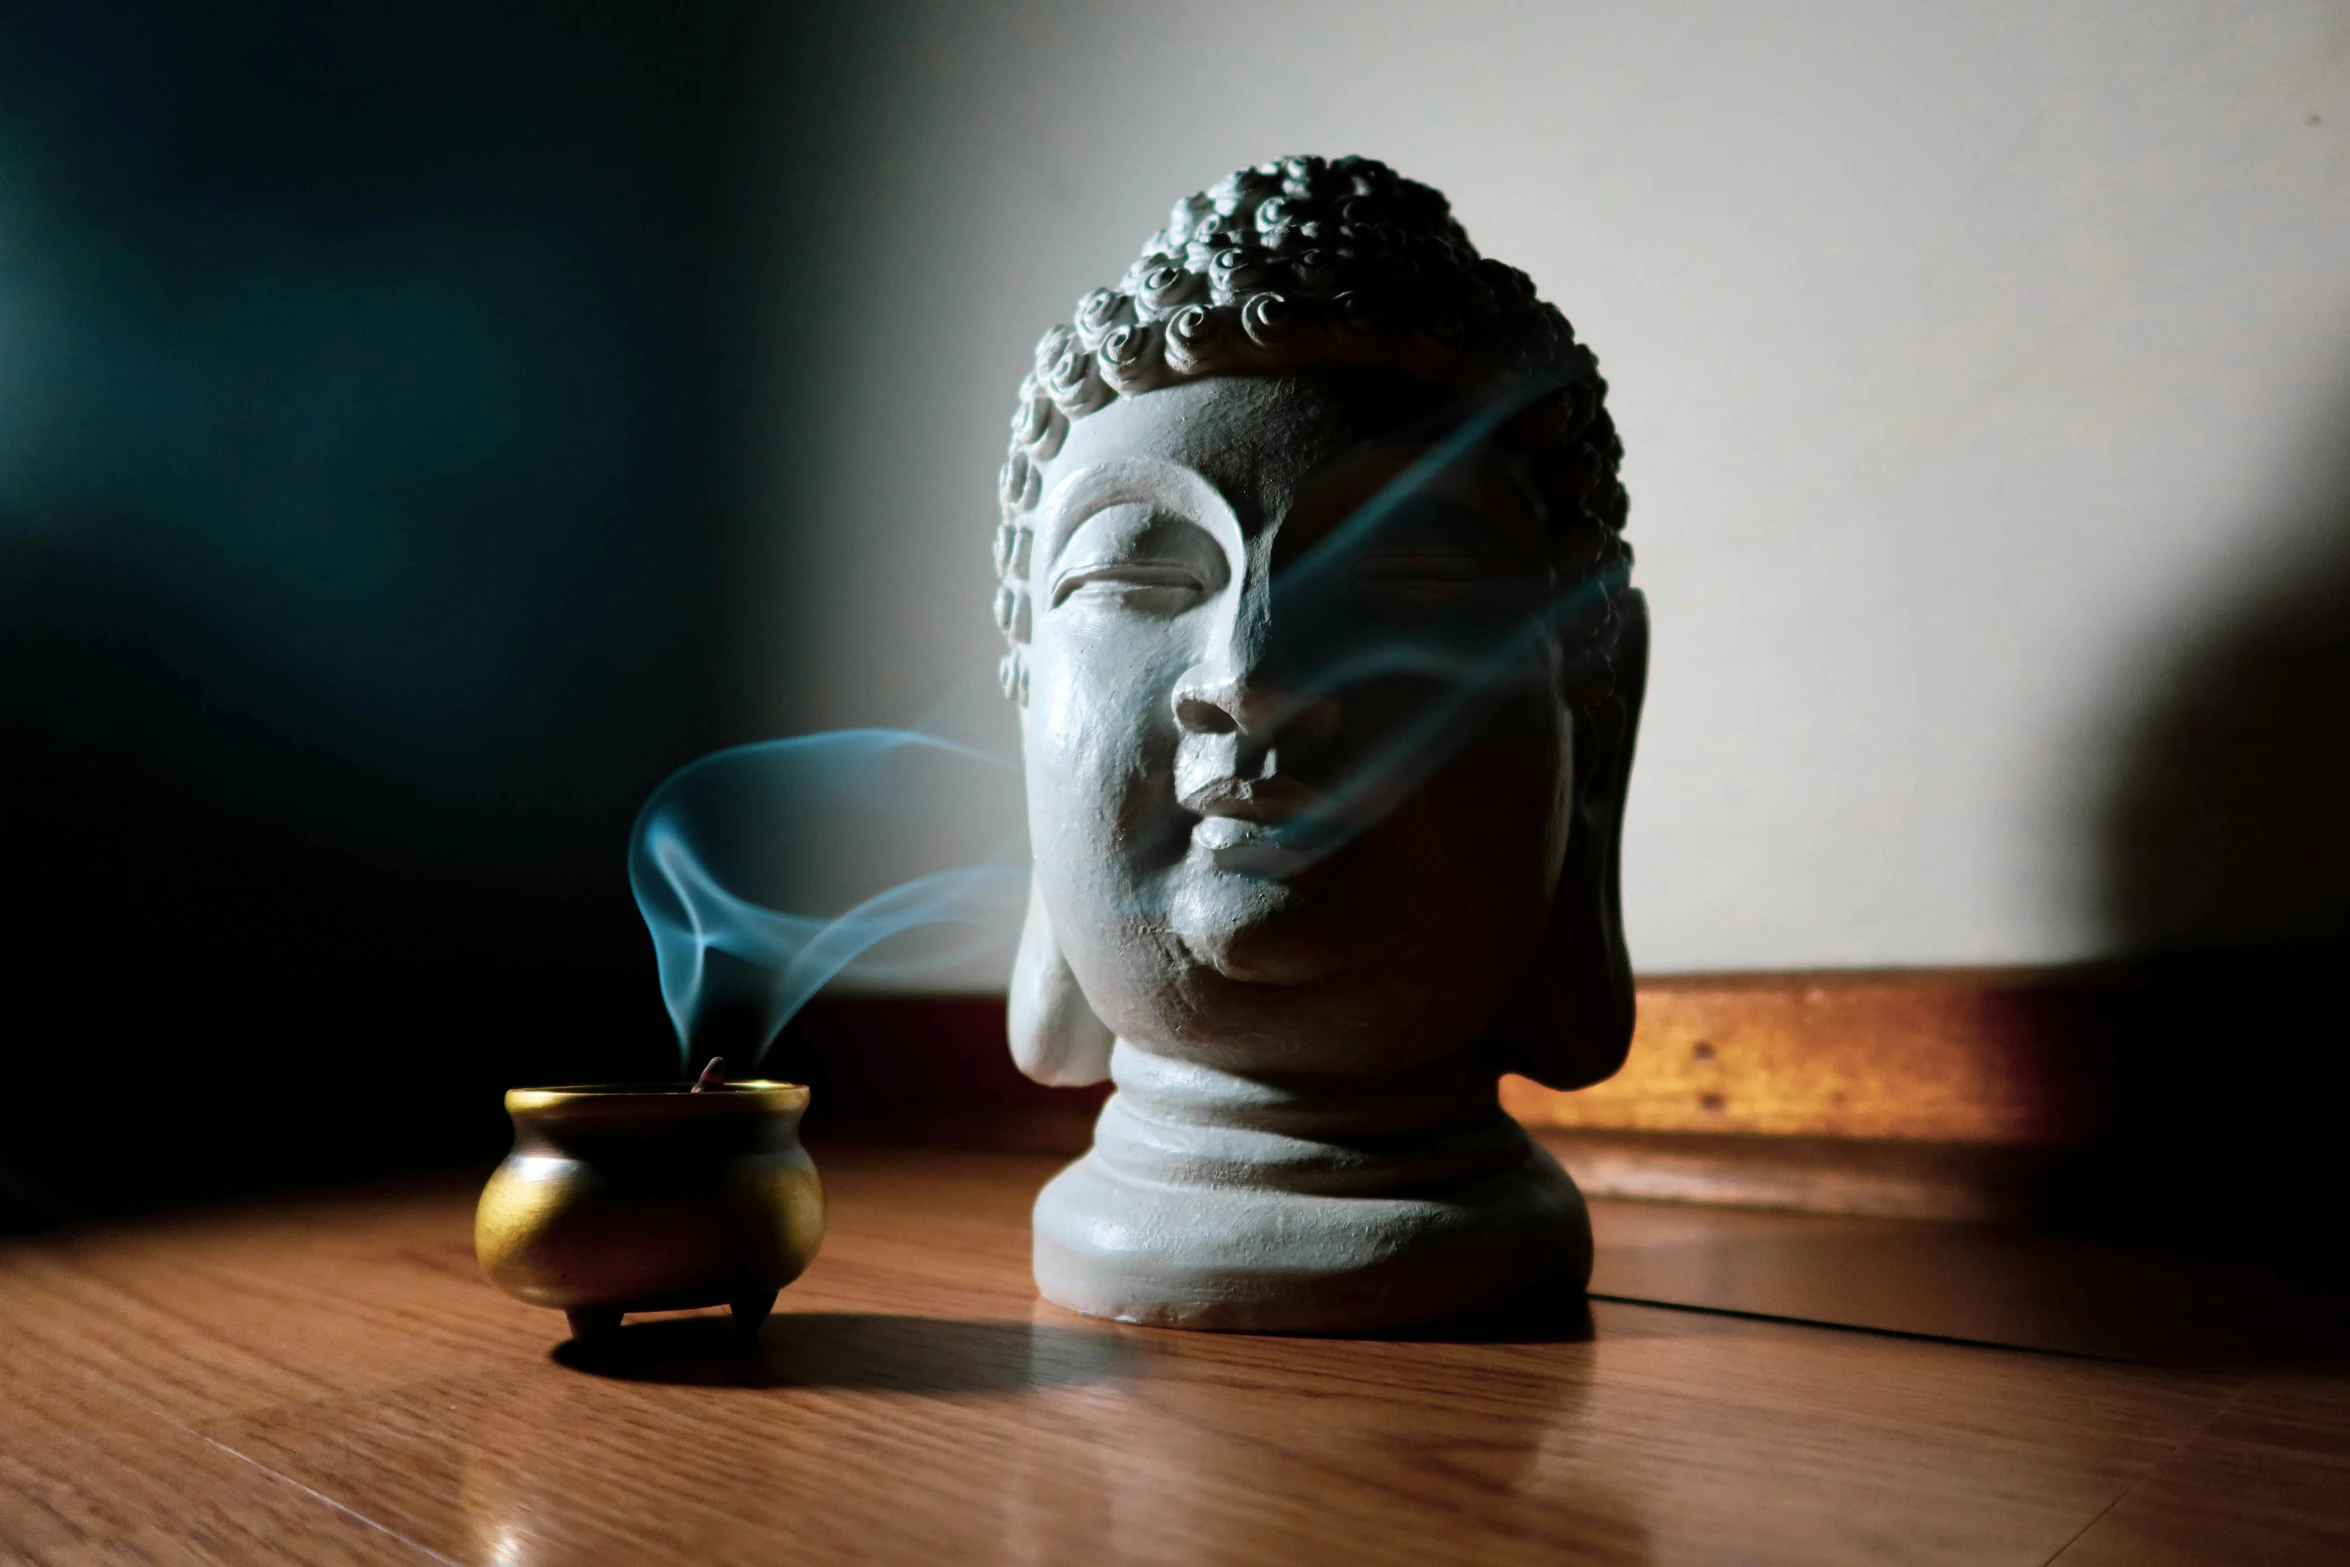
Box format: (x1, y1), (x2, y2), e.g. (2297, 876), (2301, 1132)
(1172, 666), (1341, 749)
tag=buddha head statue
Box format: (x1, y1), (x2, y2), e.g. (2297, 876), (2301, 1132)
(998, 153), (1643, 1085)
(992, 156), (1646, 1330)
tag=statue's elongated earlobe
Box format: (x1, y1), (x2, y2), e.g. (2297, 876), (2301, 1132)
(1492, 590), (1649, 1090)
(1008, 874), (1114, 1086)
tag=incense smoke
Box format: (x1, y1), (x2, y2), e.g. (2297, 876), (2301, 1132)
(629, 729), (1025, 1070)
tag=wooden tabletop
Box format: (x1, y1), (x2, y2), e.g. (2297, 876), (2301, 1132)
(3, 1145), (2344, 1566)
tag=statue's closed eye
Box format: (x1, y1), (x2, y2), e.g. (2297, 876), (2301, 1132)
(1344, 551), (1518, 610)
(1049, 561), (1211, 611)
(1048, 502), (1224, 613)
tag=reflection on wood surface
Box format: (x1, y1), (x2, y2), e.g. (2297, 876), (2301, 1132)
(0, 1145), (2343, 1565)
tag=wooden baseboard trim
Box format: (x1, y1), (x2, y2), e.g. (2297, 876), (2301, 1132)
(1537, 1129), (2058, 1223)
(780, 949), (2338, 1260)
(1502, 968), (2125, 1146)
(786, 968), (2130, 1151)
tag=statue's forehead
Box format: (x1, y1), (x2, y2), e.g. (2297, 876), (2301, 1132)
(1045, 377), (1363, 529)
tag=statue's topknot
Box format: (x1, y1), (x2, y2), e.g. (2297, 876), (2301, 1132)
(993, 155), (1630, 700)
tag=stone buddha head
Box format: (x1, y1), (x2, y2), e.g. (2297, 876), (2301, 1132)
(996, 155), (1644, 1105)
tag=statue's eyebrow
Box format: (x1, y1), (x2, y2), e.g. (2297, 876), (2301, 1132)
(1035, 457), (1242, 575)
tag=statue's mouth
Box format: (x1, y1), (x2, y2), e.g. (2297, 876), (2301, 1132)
(1190, 817), (1315, 880)
(1180, 774), (1321, 822)
(1181, 776), (1334, 878)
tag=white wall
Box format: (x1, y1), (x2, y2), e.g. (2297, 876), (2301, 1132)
(747, 0), (2350, 976)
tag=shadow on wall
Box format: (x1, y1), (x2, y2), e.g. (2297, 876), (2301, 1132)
(0, 1), (860, 1228)
(2082, 376), (2350, 1281)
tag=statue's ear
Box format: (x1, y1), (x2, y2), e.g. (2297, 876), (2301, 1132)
(1008, 873), (1115, 1086)
(1492, 589), (1648, 1090)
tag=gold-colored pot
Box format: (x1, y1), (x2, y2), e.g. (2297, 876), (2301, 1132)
(475, 1081), (822, 1341)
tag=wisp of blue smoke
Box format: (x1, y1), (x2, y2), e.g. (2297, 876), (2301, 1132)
(628, 729), (1027, 1071)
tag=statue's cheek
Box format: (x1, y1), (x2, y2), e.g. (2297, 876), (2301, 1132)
(1027, 619), (1196, 882)
(1033, 613), (1197, 747)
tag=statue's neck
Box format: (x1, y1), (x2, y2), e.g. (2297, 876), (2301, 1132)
(1108, 1038), (1496, 1132)
(1091, 1038), (1529, 1197)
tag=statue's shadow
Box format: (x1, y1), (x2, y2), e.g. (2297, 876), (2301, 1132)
(2082, 372), (2350, 1290)
(553, 1310), (1135, 1391)
(1366, 1288), (1597, 1345)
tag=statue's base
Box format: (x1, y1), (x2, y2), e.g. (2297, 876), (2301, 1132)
(1031, 1043), (1592, 1335)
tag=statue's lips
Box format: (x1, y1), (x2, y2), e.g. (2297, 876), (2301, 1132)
(1181, 777), (1328, 878)
(1183, 771), (1315, 812)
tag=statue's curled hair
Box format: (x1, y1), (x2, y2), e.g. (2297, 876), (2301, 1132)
(993, 155), (1631, 704)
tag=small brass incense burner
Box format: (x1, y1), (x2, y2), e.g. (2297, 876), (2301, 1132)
(475, 1079), (822, 1342)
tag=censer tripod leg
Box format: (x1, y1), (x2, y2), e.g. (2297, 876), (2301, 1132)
(565, 1307), (623, 1341)
(729, 1291), (776, 1346)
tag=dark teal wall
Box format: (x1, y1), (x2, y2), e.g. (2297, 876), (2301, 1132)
(0, 1), (849, 1221)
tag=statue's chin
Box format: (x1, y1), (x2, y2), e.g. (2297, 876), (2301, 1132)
(1171, 899), (1346, 987)
(1179, 932), (1334, 985)
(1166, 853), (1355, 986)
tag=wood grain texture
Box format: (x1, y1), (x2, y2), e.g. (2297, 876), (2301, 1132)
(1501, 969), (2122, 1144)
(1542, 1128), (2059, 1221)
(2050, 1372), (2350, 1566)
(1588, 1198), (2350, 1368)
(0, 1354), (438, 1566)
(1, 1146), (2340, 1566)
